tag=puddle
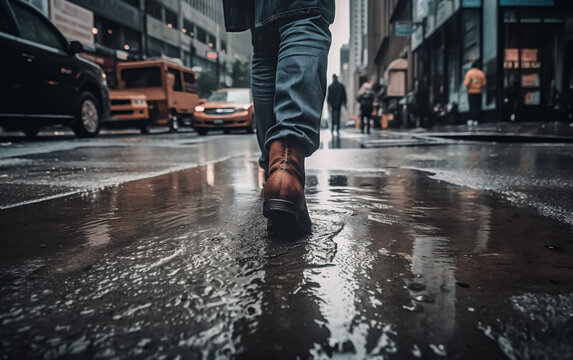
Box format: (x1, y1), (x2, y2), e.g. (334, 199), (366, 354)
(1, 158), (573, 358)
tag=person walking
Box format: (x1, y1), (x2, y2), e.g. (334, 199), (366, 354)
(357, 82), (374, 134)
(326, 74), (347, 135)
(222, 0), (334, 234)
(464, 61), (487, 126)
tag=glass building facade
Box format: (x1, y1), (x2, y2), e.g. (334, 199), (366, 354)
(411, 0), (572, 123)
(24, 0), (251, 89)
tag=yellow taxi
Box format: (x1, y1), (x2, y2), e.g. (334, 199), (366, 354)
(192, 88), (254, 135)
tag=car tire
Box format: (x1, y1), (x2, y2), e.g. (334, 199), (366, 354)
(140, 121), (151, 134)
(168, 114), (179, 133)
(197, 128), (208, 136)
(72, 92), (101, 138)
(21, 124), (40, 138)
(247, 116), (255, 134)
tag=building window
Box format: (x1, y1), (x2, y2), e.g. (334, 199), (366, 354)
(123, 26), (141, 54)
(147, 1), (162, 21)
(148, 36), (163, 57)
(183, 19), (195, 37)
(165, 43), (179, 58)
(197, 26), (207, 44)
(207, 33), (216, 48)
(164, 7), (177, 29)
(121, 0), (139, 9)
(148, 36), (179, 58)
(94, 16), (119, 49)
(183, 51), (191, 67)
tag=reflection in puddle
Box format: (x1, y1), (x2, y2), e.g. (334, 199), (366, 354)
(1, 157), (573, 358)
(409, 229), (456, 351)
(86, 222), (111, 247)
(306, 172), (399, 357)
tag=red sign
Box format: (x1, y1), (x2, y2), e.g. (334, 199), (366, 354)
(503, 48), (541, 69)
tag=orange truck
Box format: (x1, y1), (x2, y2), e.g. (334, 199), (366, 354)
(107, 93), (150, 133)
(105, 59), (199, 133)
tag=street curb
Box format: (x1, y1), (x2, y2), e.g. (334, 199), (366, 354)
(423, 133), (573, 143)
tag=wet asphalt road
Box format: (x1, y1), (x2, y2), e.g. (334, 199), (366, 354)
(1, 128), (573, 359)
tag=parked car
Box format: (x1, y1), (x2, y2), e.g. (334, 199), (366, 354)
(193, 88), (254, 136)
(0, 0), (110, 138)
(107, 92), (150, 133)
(109, 59), (199, 132)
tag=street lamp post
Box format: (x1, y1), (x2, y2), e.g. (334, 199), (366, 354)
(141, 0), (148, 59)
(207, 50), (219, 86)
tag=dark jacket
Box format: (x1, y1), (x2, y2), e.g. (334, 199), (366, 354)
(357, 92), (374, 113)
(222, 0), (335, 32)
(327, 81), (347, 109)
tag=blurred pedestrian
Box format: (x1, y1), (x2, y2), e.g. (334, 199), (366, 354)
(222, 0), (334, 234)
(357, 82), (374, 134)
(326, 74), (347, 135)
(464, 61), (486, 126)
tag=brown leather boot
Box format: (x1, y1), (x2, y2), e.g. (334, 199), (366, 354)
(263, 138), (311, 234)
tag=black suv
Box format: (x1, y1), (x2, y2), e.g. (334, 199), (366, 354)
(0, 0), (109, 138)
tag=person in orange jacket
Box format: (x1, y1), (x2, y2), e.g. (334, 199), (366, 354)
(464, 61), (486, 126)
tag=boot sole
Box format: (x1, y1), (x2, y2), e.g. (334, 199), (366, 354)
(263, 199), (311, 234)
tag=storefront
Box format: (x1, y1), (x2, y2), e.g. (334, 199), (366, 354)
(411, 0), (573, 124)
(499, 1), (571, 121)
(411, 1), (482, 125)
(424, 9), (479, 122)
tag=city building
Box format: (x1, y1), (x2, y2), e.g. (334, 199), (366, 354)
(349, 0), (369, 114)
(23, 0), (252, 89)
(367, 0), (414, 128)
(412, 0), (573, 123)
(340, 44), (350, 89)
(367, 0), (573, 126)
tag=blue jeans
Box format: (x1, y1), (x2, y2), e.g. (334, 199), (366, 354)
(251, 15), (331, 172)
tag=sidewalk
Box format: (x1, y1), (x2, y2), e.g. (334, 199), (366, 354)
(407, 121), (573, 142)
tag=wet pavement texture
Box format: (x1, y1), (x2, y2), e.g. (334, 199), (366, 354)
(423, 121), (573, 142)
(0, 131), (259, 209)
(1, 130), (573, 359)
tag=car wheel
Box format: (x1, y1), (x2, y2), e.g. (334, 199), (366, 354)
(247, 116), (255, 134)
(168, 114), (179, 133)
(21, 124), (40, 138)
(72, 92), (101, 138)
(197, 128), (208, 136)
(140, 121), (151, 134)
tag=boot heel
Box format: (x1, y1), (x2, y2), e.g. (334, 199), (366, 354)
(263, 199), (297, 219)
(263, 199), (311, 234)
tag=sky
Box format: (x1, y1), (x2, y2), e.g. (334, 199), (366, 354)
(327, 0), (350, 81)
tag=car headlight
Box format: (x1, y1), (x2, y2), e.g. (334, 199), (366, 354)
(236, 105), (250, 111)
(195, 106), (205, 112)
(131, 99), (147, 105)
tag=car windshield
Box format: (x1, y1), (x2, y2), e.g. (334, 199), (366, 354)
(121, 67), (162, 88)
(208, 90), (250, 104)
